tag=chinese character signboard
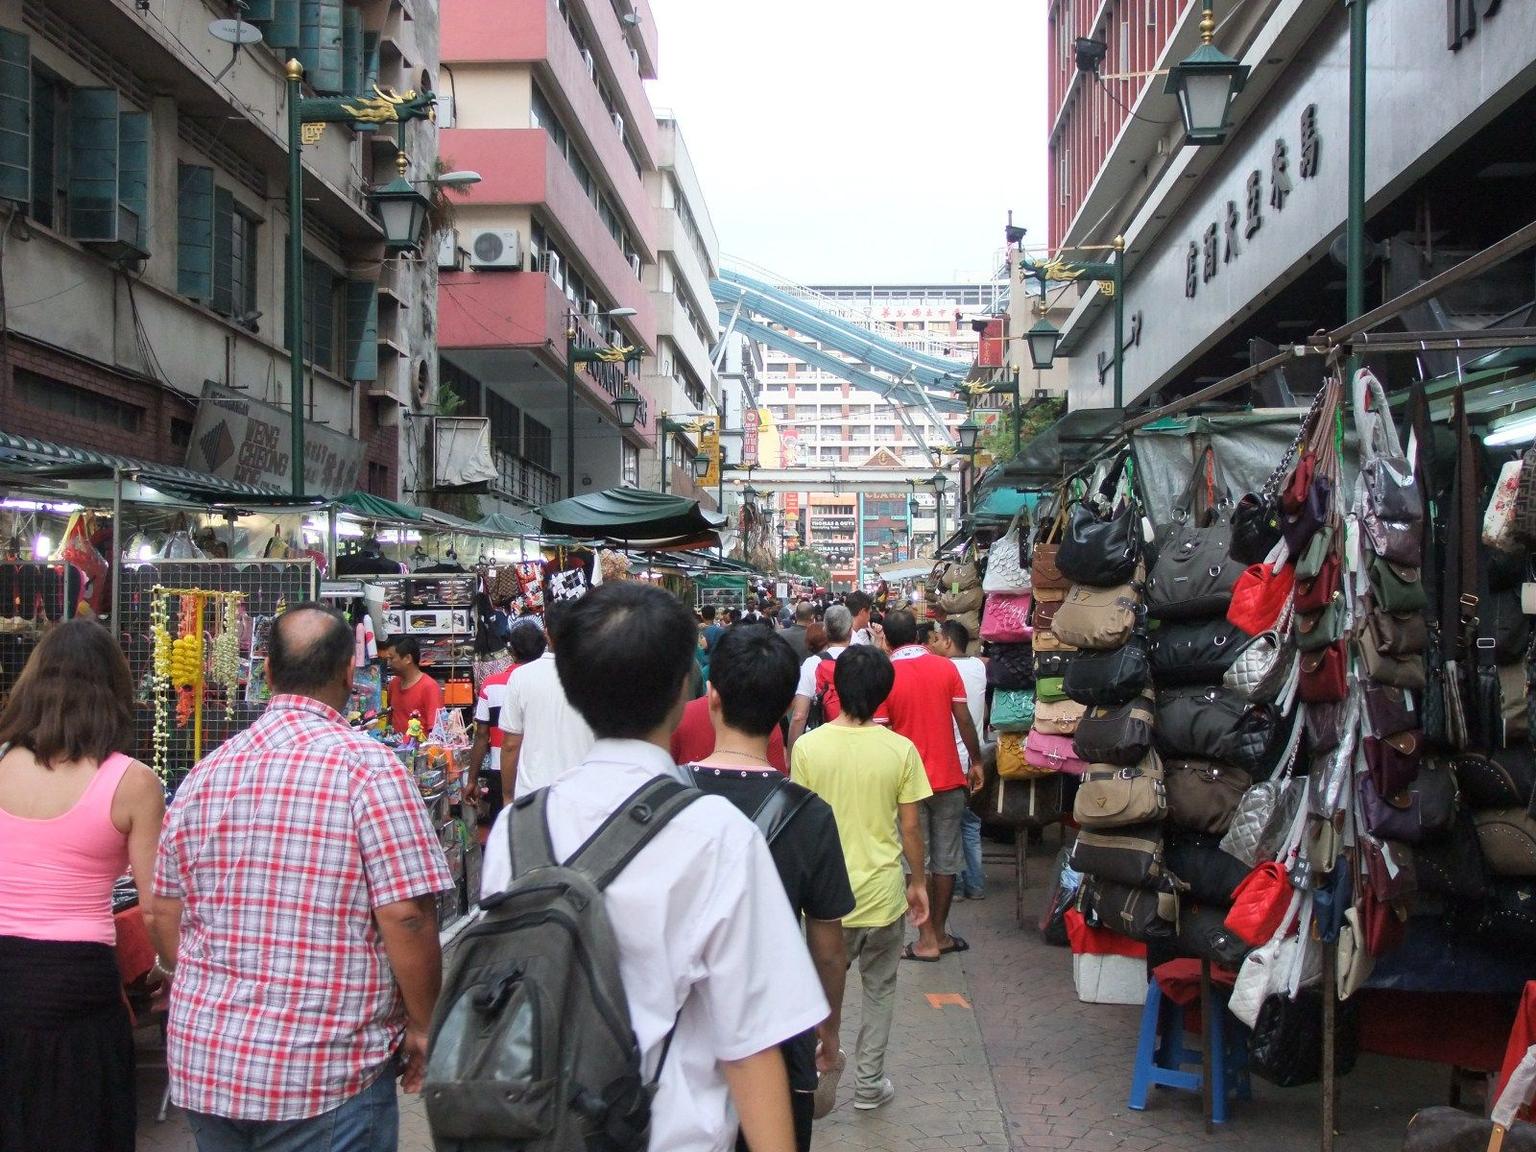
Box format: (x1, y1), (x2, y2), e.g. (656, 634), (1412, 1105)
(187, 383), (365, 497)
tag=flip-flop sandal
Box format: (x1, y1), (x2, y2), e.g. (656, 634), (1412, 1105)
(939, 935), (971, 954)
(900, 943), (941, 963)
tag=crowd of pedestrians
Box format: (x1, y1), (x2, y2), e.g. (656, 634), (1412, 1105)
(0, 579), (987, 1152)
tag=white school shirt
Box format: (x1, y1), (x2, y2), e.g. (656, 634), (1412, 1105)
(481, 739), (829, 1152)
(497, 652), (595, 798)
(794, 645), (849, 700)
(951, 655), (988, 769)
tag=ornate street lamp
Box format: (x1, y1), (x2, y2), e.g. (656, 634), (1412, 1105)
(1027, 314), (1063, 371)
(370, 153), (433, 251)
(957, 416), (982, 455)
(692, 452), (710, 480)
(612, 385), (642, 430)
(1164, 0), (1249, 145)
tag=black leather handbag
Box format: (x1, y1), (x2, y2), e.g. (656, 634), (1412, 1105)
(1034, 650), (1075, 679)
(1480, 878), (1536, 951)
(1063, 633), (1152, 707)
(1249, 988), (1359, 1088)
(1165, 829), (1251, 906)
(1057, 454), (1142, 588)
(1412, 812), (1489, 901)
(984, 642), (1034, 690)
(1155, 686), (1279, 775)
(1176, 904), (1252, 969)
(1073, 691), (1156, 767)
(1454, 747), (1535, 810)
(1147, 448), (1246, 621)
(1069, 824), (1168, 889)
(1079, 875), (1179, 942)
(1150, 618), (1251, 686)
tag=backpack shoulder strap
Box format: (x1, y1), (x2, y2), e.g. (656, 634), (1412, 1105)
(506, 787), (559, 883)
(748, 778), (816, 847)
(564, 776), (701, 891)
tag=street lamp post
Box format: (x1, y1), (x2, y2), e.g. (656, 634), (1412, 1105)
(565, 306), (639, 498)
(1020, 241), (1125, 407)
(284, 60), (435, 495)
(929, 471), (949, 556)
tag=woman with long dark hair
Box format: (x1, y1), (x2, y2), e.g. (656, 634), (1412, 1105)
(0, 618), (165, 1152)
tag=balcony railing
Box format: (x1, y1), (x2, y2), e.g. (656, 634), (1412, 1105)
(492, 450), (561, 507)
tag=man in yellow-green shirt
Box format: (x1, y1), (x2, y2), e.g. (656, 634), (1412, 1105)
(791, 645), (931, 1112)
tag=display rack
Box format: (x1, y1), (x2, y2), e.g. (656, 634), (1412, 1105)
(0, 561), (76, 711)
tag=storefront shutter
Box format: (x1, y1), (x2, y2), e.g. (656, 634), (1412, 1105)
(345, 279), (378, 381)
(212, 186), (234, 315)
(0, 28), (29, 207)
(342, 6), (362, 96)
(68, 88), (120, 242)
(117, 111), (149, 252)
(298, 0), (344, 94)
(177, 163), (214, 302)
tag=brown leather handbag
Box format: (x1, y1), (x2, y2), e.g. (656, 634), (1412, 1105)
(1164, 759), (1253, 835)
(1050, 578), (1143, 651)
(1474, 809), (1536, 877)
(1031, 505), (1070, 592)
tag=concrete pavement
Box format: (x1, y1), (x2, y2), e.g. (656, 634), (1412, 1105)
(135, 833), (1454, 1151)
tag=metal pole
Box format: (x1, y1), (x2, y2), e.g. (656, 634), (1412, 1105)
(659, 424), (670, 494)
(110, 468), (123, 629)
(1346, 0), (1369, 334)
(1112, 236), (1126, 409)
(326, 503), (339, 574)
(564, 315), (577, 499)
(1013, 368), (1022, 457)
(286, 60), (306, 496)
(935, 487), (945, 556)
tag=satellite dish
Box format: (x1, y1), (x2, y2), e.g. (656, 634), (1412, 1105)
(208, 18), (263, 44)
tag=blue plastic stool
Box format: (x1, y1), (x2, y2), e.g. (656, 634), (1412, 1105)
(1127, 966), (1251, 1124)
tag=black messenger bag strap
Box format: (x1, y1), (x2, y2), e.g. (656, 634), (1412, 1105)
(747, 778), (816, 847)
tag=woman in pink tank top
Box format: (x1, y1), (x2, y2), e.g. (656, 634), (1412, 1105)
(0, 618), (165, 1152)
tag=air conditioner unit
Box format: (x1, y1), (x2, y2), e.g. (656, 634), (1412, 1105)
(436, 94), (455, 128)
(629, 253), (641, 276)
(437, 228), (461, 270)
(612, 112), (625, 141)
(581, 49), (595, 77)
(545, 252), (563, 285)
(468, 229), (522, 269)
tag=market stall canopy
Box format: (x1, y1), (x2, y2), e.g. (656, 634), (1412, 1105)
(993, 408), (1126, 489)
(971, 487), (1038, 522)
(335, 491), (423, 522)
(538, 488), (726, 546)
(476, 511), (542, 537)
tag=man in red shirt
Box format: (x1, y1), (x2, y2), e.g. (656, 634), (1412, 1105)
(877, 609), (982, 962)
(671, 690), (789, 773)
(382, 636), (442, 735)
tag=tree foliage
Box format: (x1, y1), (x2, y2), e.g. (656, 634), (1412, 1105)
(780, 549), (831, 585)
(979, 398), (1066, 463)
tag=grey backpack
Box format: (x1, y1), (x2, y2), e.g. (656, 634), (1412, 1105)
(424, 777), (700, 1151)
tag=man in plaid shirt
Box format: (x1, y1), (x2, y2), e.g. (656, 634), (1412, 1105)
(152, 604), (450, 1150)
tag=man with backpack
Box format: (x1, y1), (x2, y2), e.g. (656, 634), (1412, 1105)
(681, 623), (854, 1151)
(453, 582), (827, 1152)
(786, 604), (855, 752)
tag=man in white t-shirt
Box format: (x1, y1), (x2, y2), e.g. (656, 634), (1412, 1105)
(498, 601), (595, 799)
(931, 619), (989, 899)
(786, 605), (854, 752)
(482, 582), (826, 1152)
(845, 591), (874, 646)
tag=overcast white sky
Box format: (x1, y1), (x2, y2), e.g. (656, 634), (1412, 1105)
(644, 0), (1045, 285)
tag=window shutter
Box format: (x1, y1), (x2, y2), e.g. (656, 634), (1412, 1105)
(298, 0), (344, 94)
(342, 6), (362, 95)
(68, 88), (119, 241)
(177, 163), (214, 302)
(117, 111), (149, 252)
(345, 279), (378, 381)
(259, 0), (300, 51)
(212, 186), (234, 316)
(0, 28), (29, 206)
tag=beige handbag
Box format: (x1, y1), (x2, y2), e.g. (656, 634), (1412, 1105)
(1335, 906), (1374, 1000)
(1072, 751), (1166, 829)
(1049, 580), (1142, 651)
(1031, 698), (1087, 735)
(1474, 809), (1536, 876)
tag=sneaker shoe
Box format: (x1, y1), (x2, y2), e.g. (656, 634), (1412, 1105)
(853, 1077), (895, 1111)
(812, 1048), (845, 1119)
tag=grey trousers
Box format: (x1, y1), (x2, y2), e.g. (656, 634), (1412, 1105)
(842, 916), (905, 1095)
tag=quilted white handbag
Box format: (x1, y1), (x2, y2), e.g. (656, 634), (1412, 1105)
(1224, 601), (1295, 703)
(983, 510), (1032, 595)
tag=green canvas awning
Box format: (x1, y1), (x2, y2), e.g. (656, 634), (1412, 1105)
(476, 511), (541, 537)
(335, 490), (423, 521)
(538, 488), (727, 543)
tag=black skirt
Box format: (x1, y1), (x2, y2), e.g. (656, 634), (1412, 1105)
(0, 934), (136, 1152)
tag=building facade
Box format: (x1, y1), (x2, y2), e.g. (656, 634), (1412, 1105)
(0, 0), (436, 497)
(1047, 0), (1536, 409)
(435, 0), (665, 511)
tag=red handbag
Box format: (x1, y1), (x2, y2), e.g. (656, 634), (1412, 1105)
(1359, 884), (1407, 957)
(1298, 641), (1348, 703)
(1294, 552), (1341, 612)
(1225, 861), (1292, 946)
(1228, 563), (1296, 634)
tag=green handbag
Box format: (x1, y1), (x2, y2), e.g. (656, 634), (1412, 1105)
(1368, 555), (1429, 613)
(1296, 525), (1334, 581)
(1296, 592), (1346, 651)
(990, 688), (1036, 732)
(1036, 676), (1068, 703)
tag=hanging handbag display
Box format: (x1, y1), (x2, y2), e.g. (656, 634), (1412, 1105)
(1408, 756), (1458, 839)
(1363, 729), (1425, 796)
(1224, 625), (1296, 706)
(1517, 445), (1536, 544)
(1034, 650), (1075, 678)
(1363, 608), (1428, 657)
(1155, 686), (1279, 776)
(1050, 578), (1143, 650)
(938, 560), (981, 593)
(1249, 988), (1360, 1089)
(983, 510), (1033, 594)
(1227, 560), (1295, 635)
(1062, 633), (1153, 707)
(1297, 641), (1349, 703)
(1219, 713), (1306, 867)
(1362, 682), (1417, 738)
(1070, 826), (1170, 890)
(1295, 524), (1335, 583)
(1165, 829), (1251, 905)
(980, 592), (1033, 644)
(1030, 502), (1070, 592)
(1360, 835), (1418, 903)
(1368, 555), (1429, 613)
(997, 732), (1055, 780)
(1073, 752), (1167, 829)
(1412, 812), (1490, 901)
(1231, 492), (1284, 566)
(1072, 692), (1156, 767)
(985, 642), (1035, 689)
(1146, 448), (1246, 621)
(989, 688), (1035, 733)
(1473, 809), (1536, 876)
(1057, 453), (1142, 587)
(1486, 588), (1531, 663)
(1354, 367), (1425, 559)
(1164, 759), (1253, 835)
(940, 585), (985, 615)
(1278, 378), (1343, 555)
(1481, 879), (1536, 952)
(1359, 775), (1428, 844)
(986, 775), (1067, 828)
(1080, 875), (1179, 941)
(1149, 617), (1251, 686)
(1358, 636), (1427, 691)
(1032, 696), (1086, 735)
(1294, 552), (1342, 614)
(1177, 905), (1253, 970)
(1035, 676), (1070, 705)
(1454, 747), (1535, 810)
(1225, 861), (1293, 947)
(1023, 727), (1090, 775)
(1295, 592), (1346, 651)
(1031, 588), (1065, 633)
(1483, 458), (1525, 553)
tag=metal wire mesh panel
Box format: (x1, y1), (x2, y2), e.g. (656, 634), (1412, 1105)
(119, 559), (316, 787)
